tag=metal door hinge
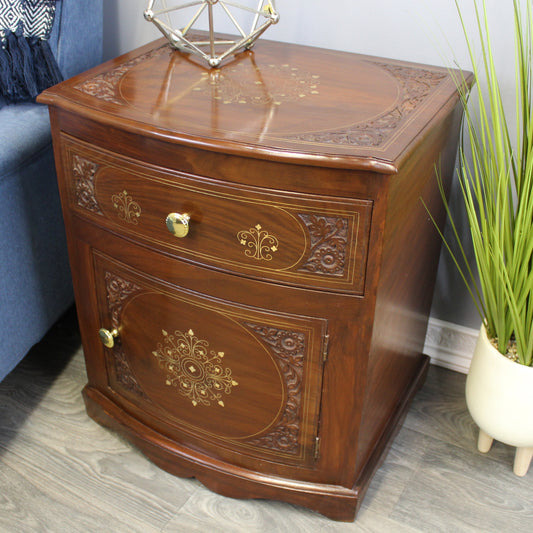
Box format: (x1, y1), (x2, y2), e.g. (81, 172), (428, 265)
(322, 334), (330, 362)
(314, 436), (321, 460)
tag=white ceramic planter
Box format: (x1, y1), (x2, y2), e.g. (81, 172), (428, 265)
(466, 325), (533, 476)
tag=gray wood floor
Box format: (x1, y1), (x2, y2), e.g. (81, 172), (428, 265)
(1, 307), (532, 533)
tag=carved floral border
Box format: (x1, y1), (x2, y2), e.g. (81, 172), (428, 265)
(287, 62), (448, 147)
(297, 214), (349, 277)
(74, 45), (448, 149)
(243, 323), (306, 456)
(104, 272), (145, 397)
(101, 271), (311, 457)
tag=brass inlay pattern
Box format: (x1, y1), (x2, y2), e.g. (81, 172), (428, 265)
(237, 224), (279, 261)
(192, 63), (320, 106)
(75, 44), (321, 109)
(153, 329), (238, 407)
(112, 190), (142, 224)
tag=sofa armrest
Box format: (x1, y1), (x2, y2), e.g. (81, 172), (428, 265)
(49, 0), (103, 80)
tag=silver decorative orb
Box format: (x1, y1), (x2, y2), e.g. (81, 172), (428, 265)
(144, 1), (279, 68)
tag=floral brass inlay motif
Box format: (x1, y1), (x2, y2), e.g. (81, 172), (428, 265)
(298, 214), (349, 277)
(112, 190), (142, 224)
(192, 63), (320, 106)
(72, 154), (102, 214)
(244, 323), (305, 455)
(237, 224), (279, 261)
(153, 329), (238, 407)
(74, 41), (320, 108)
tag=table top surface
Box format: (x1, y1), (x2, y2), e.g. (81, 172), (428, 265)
(39, 36), (469, 173)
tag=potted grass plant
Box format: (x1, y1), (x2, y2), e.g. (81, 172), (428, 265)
(426, 0), (533, 476)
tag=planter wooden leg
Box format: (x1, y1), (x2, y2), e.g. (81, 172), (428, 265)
(477, 429), (493, 453)
(513, 447), (533, 477)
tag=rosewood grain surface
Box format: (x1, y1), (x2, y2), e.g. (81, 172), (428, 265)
(41, 37), (461, 171)
(93, 252), (327, 468)
(38, 36), (472, 521)
(62, 134), (373, 294)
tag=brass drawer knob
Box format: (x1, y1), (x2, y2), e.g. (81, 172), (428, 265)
(166, 213), (191, 238)
(98, 328), (119, 348)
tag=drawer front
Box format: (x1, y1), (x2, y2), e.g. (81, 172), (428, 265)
(93, 251), (327, 468)
(62, 135), (372, 294)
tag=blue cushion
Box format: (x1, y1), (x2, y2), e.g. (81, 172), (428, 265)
(0, 0), (103, 382)
(0, 104), (51, 180)
(0, 134), (73, 381)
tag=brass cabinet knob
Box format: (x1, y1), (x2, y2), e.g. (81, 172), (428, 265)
(166, 213), (190, 238)
(98, 328), (119, 348)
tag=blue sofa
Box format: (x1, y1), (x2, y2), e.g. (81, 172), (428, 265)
(0, 0), (103, 381)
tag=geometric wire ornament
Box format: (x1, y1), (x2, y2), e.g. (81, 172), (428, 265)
(144, 0), (279, 67)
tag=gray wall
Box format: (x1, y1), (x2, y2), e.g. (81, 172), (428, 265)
(102, 0), (516, 331)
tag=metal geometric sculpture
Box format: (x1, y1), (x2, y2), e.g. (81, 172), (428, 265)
(144, 1), (279, 68)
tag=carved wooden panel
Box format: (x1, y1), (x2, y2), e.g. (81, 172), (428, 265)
(63, 137), (372, 294)
(103, 272), (145, 397)
(94, 253), (327, 466)
(71, 154), (102, 215)
(297, 215), (348, 277)
(243, 324), (305, 455)
(105, 271), (141, 328)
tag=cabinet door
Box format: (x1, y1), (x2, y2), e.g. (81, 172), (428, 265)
(93, 252), (328, 468)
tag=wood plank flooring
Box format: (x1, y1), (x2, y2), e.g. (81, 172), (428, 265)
(1, 306), (532, 532)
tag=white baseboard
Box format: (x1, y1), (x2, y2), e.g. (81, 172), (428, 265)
(423, 318), (479, 374)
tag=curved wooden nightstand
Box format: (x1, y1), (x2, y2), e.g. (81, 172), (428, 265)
(38, 37), (470, 521)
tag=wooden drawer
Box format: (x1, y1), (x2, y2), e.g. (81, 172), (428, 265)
(92, 250), (328, 469)
(62, 135), (372, 294)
